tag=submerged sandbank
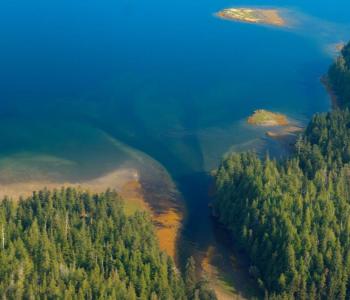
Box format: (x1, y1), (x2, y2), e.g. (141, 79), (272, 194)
(265, 126), (303, 138)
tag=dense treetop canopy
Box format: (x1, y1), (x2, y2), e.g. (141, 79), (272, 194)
(0, 189), (184, 299)
(0, 188), (216, 299)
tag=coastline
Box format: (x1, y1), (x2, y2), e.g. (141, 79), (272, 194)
(320, 75), (339, 109)
(205, 66), (340, 299)
(0, 151), (184, 260)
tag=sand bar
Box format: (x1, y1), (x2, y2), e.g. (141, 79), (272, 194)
(216, 8), (286, 27)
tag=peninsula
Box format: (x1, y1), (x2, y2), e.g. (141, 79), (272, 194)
(247, 109), (289, 126)
(216, 8), (286, 27)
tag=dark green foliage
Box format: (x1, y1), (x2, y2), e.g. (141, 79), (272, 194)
(185, 256), (197, 298)
(184, 257), (217, 300)
(328, 41), (350, 108)
(0, 188), (187, 299)
(214, 110), (350, 299)
(195, 279), (217, 300)
(214, 44), (350, 298)
(297, 109), (350, 177)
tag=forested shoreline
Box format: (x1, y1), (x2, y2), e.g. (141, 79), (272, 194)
(0, 188), (216, 299)
(1, 36), (348, 300)
(214, 41), (350, 299)
(328, 42), (350, 108)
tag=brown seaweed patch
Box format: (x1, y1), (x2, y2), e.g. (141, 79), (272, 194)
(153, 209), (182, 258)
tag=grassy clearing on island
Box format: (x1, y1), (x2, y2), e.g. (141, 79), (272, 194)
(247, 109), (289, 126)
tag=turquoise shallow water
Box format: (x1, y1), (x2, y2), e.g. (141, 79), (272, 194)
(1, 0), (349, 178)
(0, 0), (350, 294)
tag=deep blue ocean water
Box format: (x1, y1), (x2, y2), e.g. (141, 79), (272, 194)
(1, 0), (349, 176)
(0, 0), (350, 293)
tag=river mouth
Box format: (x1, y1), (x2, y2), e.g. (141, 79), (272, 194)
(0, 73), (331, 299)
(1, 0), (350, 298)
(0, 122), (296, 299)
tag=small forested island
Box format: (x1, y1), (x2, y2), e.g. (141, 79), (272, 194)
(216, 8), (286, 27)
(213, 40), (350, 299)
(247, 109), (289, 126)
